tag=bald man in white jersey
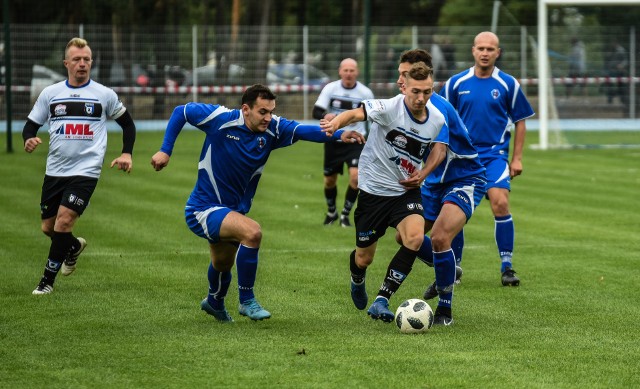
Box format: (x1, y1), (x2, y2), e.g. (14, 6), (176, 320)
(23, 37), (136, 295)
(313, 58), (374, 227)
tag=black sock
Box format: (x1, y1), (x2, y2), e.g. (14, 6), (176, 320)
(342, 186), (359, 216)
(350, 250), (365, 283)
(42, 231), (75, 284)
(325, 186), (337, 214)
(435, 305), (452, 318)
(378, 245), (417, 300)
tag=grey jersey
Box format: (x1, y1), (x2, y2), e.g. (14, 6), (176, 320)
(314, 80), (374, 136)
(28, 80), (126, 178)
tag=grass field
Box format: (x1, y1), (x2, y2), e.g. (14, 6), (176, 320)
(1, 130), (639, 388)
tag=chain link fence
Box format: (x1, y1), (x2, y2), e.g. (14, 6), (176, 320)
(1, 24), (637, 126)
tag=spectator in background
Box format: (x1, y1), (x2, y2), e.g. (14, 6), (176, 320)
(606, 40), (629, 107)
(23, 37), (136, 295)
(566, 37), (586, 98)
(313, 58), (374, 227)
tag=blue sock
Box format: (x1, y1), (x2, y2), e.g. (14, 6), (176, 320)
(433, 249), (456, 309)
(417, 235), (433, 265)
(452, 230), (464, 266)
(236, 244), (259, 303)
(495, 214), (514, 272)
(207, 263), (232, 310)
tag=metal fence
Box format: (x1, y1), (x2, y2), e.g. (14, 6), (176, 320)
(0, 24), (637, 126)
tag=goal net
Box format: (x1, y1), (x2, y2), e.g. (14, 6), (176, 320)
(537, 0), (640, 149)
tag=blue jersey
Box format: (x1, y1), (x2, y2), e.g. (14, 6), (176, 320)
(159, 103), (342, 214)
(439, 67), (535, 156)
(423, 94), (486, 185)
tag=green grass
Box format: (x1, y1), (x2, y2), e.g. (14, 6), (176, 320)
(1, 131), (639, 388)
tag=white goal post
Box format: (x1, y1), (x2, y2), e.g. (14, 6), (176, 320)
(537, 0), (639, 150)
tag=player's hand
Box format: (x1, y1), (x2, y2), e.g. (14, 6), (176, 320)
(340, 130), (365, 144)
(399, 169), (424, 189)
(111, 153), (133, 173)
(510, 159), (523, 178)
(320, 118), (338, 136)
(24, 137), (42, 153)
(151, 151), (170, 171)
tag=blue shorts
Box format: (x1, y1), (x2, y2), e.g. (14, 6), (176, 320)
(421, 176), (487, 222)
(185, 205), (233, 243)
(480, 154), (511, 191)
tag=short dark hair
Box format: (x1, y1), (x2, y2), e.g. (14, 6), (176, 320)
(399, 49), (433, 68)
(242, 84), (277, 107)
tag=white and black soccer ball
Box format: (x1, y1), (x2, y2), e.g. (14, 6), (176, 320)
(395, 298), (434, 334)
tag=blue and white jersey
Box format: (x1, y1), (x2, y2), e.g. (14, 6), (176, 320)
(314, 80), (374, 136)
(439, 67), (535, 156)
(423, 93), (486, 185)
(28, 79), (126, 178)
(159, 103), (341, 214)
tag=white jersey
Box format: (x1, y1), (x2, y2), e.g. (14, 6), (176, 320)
(359, 94), (442, 196)
(28, 79), (127, 178)
(314, 80), (374, 136)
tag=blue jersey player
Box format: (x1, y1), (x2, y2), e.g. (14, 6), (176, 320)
(151, 84), (365, 322)
(436, 31), (535, 289)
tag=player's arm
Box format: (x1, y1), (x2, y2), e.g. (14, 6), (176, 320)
(151, 105), (187, 171)
(293, 125), (365, 145)
(510, 120), (527, 178)
(111, 110), (136, 173)
(320, 106), (366, 136)
(22, 119), (43, 153)
(399, 142), (447, 189)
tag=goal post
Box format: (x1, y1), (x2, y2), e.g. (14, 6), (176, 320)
(537, 0), (640, 150)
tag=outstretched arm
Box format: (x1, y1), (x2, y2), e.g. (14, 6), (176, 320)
(320, 106), (366, 136)
(151, 105), (187, 171)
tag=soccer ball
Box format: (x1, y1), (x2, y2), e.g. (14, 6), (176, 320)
(395, 298), (434, 334)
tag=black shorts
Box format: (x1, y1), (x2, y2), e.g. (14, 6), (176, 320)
(323, 142), (364, 176)
(353, 189), (423, 248)
(40, 175), (98, 219)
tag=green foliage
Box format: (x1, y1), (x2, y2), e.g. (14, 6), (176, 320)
(1, 131), (639, 388)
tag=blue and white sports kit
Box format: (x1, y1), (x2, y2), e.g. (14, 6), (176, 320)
(439, 66), (534, 191)
(159, 102), (346, 243)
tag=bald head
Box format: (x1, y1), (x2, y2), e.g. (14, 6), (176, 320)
(472, 31), (501, 76)
(338, 57), (359, 88)
(474, 31), (500, 48)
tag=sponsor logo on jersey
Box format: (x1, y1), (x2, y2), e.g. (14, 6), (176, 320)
(54, 104), (67, 116)
(392, 135), (407, 148)
(459, 90), (470, 95)
(56, 123), (94, 140)
(491, 89), (500, 99)
(84, 103), (94, 115)
(226, 134), (240, 141)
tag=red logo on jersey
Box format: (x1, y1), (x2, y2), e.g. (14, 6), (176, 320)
(62, 123), (94, 139)
(399, 158), (416, 175)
